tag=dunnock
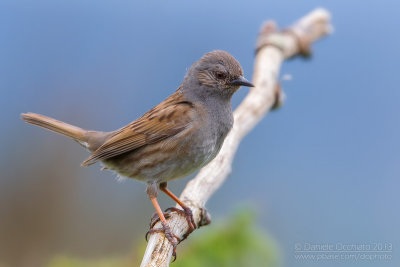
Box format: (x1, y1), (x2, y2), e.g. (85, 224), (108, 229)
(21, 50), (253, 256)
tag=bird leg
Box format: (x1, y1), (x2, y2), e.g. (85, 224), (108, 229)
(145, 183), (180, 260)
(159, 182), (197, 240)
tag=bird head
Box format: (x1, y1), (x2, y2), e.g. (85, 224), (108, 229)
(183, 50), (254, 99)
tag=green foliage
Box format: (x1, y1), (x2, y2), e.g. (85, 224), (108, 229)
(48, 209), (279, 267)
(174, 210), (279, 267)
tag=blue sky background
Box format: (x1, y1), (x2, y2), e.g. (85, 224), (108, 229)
(1, 1), (399, 266)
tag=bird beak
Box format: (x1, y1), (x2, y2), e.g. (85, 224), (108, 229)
(229, 76), (254, 87)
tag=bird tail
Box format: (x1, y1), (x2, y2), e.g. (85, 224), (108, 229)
(21, 112), (88, 143)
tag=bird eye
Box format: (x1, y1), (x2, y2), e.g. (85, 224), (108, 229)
(215, 71), (226, 80)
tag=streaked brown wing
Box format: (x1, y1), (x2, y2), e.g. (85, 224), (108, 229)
(81, 90), (196, 166)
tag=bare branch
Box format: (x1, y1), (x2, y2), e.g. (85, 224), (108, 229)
(141, 8), (332, 267)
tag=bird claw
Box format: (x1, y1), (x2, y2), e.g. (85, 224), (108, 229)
(164, 207), (196, 240)
(145, 222), (181, 261)
(149, 211), (171, 229)
(145, 206), (196, 261)
(149, 206), (196, 241)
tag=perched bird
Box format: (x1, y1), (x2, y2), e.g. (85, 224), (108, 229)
(21, 50), (253, 257)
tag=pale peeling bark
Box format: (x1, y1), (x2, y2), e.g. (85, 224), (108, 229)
(141, 8), (332, 267)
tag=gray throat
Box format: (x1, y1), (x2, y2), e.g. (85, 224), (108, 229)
(181, 83), (234, 141)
